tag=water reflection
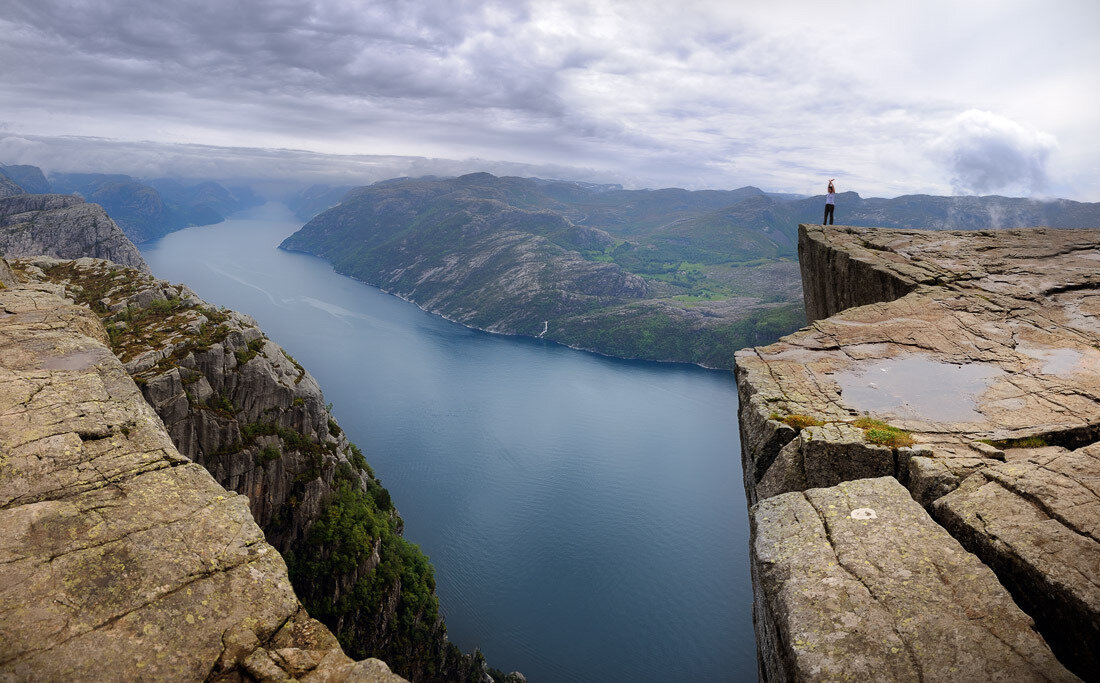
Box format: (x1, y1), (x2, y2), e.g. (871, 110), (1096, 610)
(834, 355), (1004, 422)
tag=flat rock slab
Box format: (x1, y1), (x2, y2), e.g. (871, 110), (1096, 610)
(751, 476), (1075, 681)
(0, 285), (403, 681)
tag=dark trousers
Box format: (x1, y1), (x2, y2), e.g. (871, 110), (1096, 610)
(823, 203), (834, 225)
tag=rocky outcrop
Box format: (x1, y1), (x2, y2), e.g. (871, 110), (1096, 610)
(737, 224), (1099, 679)
(0, 172), (24, 198)
(17, 257), (505, 682)
(752, 477), (1075, 681)
(0, 194), (149, 272)
(0, 279), (403, 681)
(0, 164), (50, 194)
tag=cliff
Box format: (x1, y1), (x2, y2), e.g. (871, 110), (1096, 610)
(0, 194), (149, 272)
(11, 257), (507, 682)
(49, 172), (264, 244)
(736, 224), (1098, 680)
(0, 270), (403, 681)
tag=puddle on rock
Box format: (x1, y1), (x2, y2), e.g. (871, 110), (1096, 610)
(1018, 346), (1085, 377)
(834, 355), (1004, 423)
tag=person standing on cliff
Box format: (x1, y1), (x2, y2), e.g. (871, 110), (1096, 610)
(823, 179), (836, 225)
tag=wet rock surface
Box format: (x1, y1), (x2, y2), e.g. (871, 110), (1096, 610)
(738, 224), (1100, 679)
(0, 283), (403, 681)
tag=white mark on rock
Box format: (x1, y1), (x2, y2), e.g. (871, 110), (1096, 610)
(850, 508), (877, 520)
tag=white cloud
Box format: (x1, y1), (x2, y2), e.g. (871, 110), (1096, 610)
(930, 110), (1057, 196)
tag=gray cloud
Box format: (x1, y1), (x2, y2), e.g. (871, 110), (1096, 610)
(1, 1), (1097, 198)
(931, 110), (1057, 196)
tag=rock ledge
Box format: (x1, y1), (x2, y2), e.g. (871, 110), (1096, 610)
(738, 224), (1098, 680)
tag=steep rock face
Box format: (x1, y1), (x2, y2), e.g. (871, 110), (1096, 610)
(0, 164), (50, 194)
(797, 223), (924, 322)
(0, 194), (149, 272)
(736, 224), (1099, 679)
(49, 172), (264, 244)
(0, 171), (24, 198)
(0, 279), (404, 682)
(19, 257), (503, 683)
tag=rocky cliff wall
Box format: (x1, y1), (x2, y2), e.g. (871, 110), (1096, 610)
(0, 274), (404, 682)
(0, 194), (149, 272)
(736, 224), (1099, 680)
(12, 257), (509, 683)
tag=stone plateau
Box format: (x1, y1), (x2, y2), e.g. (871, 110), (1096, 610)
(737, 224), (1099, 680)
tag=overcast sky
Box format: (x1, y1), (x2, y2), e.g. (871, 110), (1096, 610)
(2, 0), (1097, 199)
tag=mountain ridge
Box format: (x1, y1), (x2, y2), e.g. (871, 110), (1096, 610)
(280, 173), (804, 369)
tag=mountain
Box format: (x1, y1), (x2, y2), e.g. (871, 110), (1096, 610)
(0, 164), (50, 194)
(281, 173), (805, 369)
(0, 265), (406, 682)
(0, 171), (23, 198)
(287, 183), (355, 220)
(49, 172), (262, 243)
(149, 177), (264, 223)
(0, 194), (149, 271)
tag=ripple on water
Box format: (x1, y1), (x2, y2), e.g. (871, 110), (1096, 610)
(834, 355), (1004, 423)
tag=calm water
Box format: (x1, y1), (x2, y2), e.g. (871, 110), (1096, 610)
(141, 203), (755, 682)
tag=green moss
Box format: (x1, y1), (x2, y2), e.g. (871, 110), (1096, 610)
(853, 417), (914, 448)
(777, 414), (824, 430)
(283, 350), (307, 384)
(257, 446), (281, 466)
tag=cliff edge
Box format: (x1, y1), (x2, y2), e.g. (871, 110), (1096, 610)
(0, 272), (403, 681)
(737, 224), (1098, 680)
(0, 194), (149, 272)
(4, 257), (507, 682)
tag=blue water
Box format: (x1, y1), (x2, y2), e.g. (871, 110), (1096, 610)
(140, 203), (755, 682)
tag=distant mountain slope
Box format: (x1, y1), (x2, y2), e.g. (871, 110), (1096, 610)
(281, 173), (804, 369)
(0, 194), (149, 271)
(0, 164), (50, 194)
(287, 183), (355, 220)
(49, 172), (262, 243)
(732, 191), (1100, 232)
(0, 171), (24, 199)
(149, 177), (263, 223)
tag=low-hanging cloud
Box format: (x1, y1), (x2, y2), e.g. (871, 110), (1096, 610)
(931, 110), (1057, 196)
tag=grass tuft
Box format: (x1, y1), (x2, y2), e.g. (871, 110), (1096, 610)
(770, 413), (825, 431)
(853, 417), (914, 448)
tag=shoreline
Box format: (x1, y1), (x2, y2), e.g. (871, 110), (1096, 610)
(279, 245), (733, 373)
